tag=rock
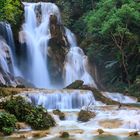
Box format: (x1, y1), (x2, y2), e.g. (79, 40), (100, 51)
(65, 80), (84, 89)
(15, 76), (35, 88)
(16, 122), (30, 130)
(97, 129), (104, 135)
(53, 109), (65, 120)
(99, 119), (122, 128)
(129, 131), (139, 136)
(78, 110), (95, 122)
(32, 131), (48, 138)
(48, 14), (69, 85)
(60, 132), (69, 138)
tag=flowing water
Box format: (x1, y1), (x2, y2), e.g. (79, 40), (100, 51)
(18, 2), (97, 89)
(0, 22), (21, 76)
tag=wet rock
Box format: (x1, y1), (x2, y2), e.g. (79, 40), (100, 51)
(78, 110), (95, 122)
(65, 80), (84, 89)
(99, 119), (122, 128)
(16, 122), (30, 130)
(60, 132), (69, 138)
(129, 131), (139, 136)
(97, 129), (104, 135)
(53, 109), (65, 120)
(48, 14), (69, 85)
(15, 76), (35, 88)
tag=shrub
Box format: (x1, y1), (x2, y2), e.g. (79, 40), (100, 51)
(3, 96), (55, 130)
(26, 106), (55, 130)
(3, 96), (33, 121)
(0, 111), (17, 135)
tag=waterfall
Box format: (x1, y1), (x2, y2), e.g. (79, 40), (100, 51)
(0, 40), (10, 73)
(64, 28), (97, 88)
(0, 22), (21, 76)
(102, 92), (137, 103)
(19, 2), (96, 88)
(19, 90), (96, 110)
(20, 2), (61, 88)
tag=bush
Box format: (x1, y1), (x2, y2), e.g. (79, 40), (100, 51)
(0, 111), (17, 135)
(26, 106), (55, 130)
(3, 96), (33, 121)
(3, 96), (55, 130)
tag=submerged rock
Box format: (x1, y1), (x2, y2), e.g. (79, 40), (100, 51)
(78, 110), (96, 122)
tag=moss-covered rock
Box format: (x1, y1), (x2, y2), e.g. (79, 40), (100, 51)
(53, 109), (65, 120)
(78, 110), (95, 122)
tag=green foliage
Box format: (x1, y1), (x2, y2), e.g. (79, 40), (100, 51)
(79, 0), (140, 92)
(129, 76), (140, 97)
(4, 96), (33, 121)
(0, 0), (23, 25)
(3, 96), (55, 130)
(0, 111), (17, 135)
(25, 106), (55, 130)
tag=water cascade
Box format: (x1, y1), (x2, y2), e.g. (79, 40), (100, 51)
(64, 28), (97, 87)
(20, 90), (96, 110)
(19, 2), (96, 89)
(0, 22), (21, 76)
(19, 2), (62, 88)
(0, 40), (11, 73)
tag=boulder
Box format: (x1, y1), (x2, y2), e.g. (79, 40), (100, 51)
(65, 80), (84, 89)
(53, 109), (65, 120)
(60, 132), (69, 138)
(78, 110), (96, 122)
(97, 129), (104, 135)
(129, 131), (139, 136)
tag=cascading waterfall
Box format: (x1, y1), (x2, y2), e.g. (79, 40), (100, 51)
(19, 2), (96, 89)
(64, 28), (97, 88)
(0, 22), (21, 76)
(19, 2), (62, 88)
(20, 90), (96, 110)
(0, 40), (10, 73)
